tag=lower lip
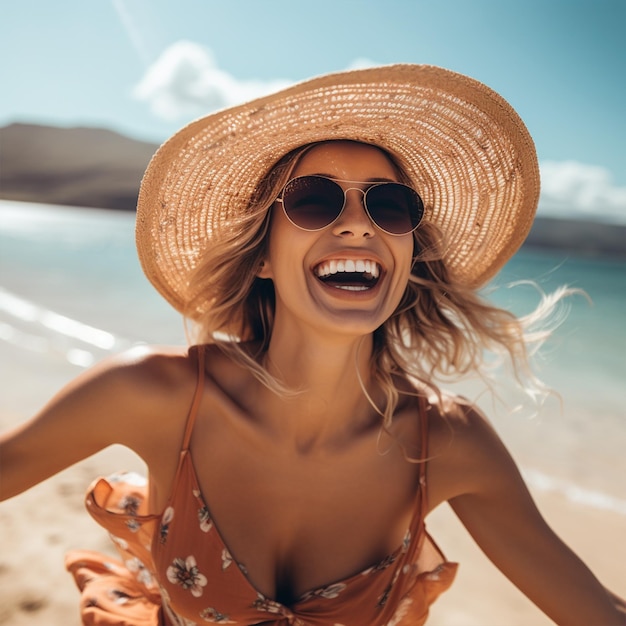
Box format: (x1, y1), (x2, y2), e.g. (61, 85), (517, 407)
(315, 276), (383, 298)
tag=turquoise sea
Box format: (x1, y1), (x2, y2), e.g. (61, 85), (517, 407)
(1, 200), (625, 514)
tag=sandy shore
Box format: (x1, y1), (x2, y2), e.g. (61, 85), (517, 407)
(1, 345), (624, 626)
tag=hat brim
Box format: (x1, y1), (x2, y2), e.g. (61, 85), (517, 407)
(136, 64), (539, 315)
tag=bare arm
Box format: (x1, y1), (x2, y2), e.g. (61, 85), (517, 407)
(428, 402), (625, 626)
(0, 346), (193, 502)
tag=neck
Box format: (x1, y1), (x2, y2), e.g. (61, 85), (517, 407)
(253, 329), (382, 453)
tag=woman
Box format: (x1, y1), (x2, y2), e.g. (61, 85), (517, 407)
(1, 65), (623, 625)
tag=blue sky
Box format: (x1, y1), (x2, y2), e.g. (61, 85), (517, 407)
(1, 0), (625, 222)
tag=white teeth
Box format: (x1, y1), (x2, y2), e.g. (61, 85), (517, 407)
(314, 259), (381, 279)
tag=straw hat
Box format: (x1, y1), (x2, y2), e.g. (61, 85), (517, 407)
(136, 64), (539, 315)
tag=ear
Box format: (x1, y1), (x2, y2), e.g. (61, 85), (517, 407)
(256, 259), (273, 279)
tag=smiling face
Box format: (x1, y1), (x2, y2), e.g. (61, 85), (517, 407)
(258, 141), (415, 342)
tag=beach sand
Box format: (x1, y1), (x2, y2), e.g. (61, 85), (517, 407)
(1, 344), (625, 626)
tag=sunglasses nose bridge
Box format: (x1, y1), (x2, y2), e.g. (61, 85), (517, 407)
(334, 186), (375, 234)
(342, 186), (369, 214)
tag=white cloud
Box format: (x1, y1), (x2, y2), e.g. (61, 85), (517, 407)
(133, 41), (381, 123)
(344, 57), (379, 70)
(132, 41), (291, 121)
(539, 161), (626, 224)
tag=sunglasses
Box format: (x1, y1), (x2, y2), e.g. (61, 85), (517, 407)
(275, 175), (424, 235)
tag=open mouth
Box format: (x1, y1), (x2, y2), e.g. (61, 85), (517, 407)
(314, 259), (381, 292)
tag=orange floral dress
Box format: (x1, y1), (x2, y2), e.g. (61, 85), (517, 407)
(66, 346), (457, 625)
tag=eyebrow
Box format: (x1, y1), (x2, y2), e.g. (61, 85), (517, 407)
(310, 173), (398, 184)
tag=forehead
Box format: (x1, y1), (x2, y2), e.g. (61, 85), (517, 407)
(292, 141), (400, 181)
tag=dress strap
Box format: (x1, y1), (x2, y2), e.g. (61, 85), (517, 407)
(180, 344), (206, 452)
(160, 345), (206, 510)
(418, 393), (429, 471)
(414, 393), (430, 526)
(402, 394), (428, 540)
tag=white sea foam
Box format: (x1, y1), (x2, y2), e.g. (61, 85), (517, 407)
(523, 468), (626, 517)
(0, 287), (131, 367)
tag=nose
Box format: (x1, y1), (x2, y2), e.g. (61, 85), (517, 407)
(331, 187), (374, 238)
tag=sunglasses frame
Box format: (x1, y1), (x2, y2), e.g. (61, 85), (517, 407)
(275, 175), (424, 236)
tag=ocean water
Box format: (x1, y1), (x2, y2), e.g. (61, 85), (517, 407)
(1, 200), (625, 512)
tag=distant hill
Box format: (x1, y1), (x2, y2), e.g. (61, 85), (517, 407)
(0, 123), (158, 211)
(1, 122), (624, 256)
(525, 216), (625, 257)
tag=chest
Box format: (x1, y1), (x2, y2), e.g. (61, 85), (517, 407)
(186, 427), (421, 602)
(150, 448), (431, 621)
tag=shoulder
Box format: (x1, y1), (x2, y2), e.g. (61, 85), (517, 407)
(101, 341), (251, 403)
(59, 344), (209, 451)
(424, 392), (521, 511)
(427, 393), (498, 451)
(84, 344), (196, 402)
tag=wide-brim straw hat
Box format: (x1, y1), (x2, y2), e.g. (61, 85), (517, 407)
(136, 64), (539, 316)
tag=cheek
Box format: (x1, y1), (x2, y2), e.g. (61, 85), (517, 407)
(390, 238), (415, 299)
(261, 212), (309, 280)
(398, 235), (416, 274)
(258, 207), (288, 279)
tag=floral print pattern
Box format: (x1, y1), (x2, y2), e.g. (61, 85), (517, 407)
(198, 504), (212, 532)
(401, 530), (411, 553)
(73, 466), (458, 624)
(221, 548), (233, 571)
(386, 597), (413, 626)
(118, 494), (141, 516)
(160, 506), (175, 543)
(125, 556), (154, 586)
(199, 607), (236, 623)
(118, 494), (143, 532)
(361, 553), (397, 577)
(300, 582), (347, 602)
(166, 555), (208, 598)
(252, 593), (284, 614)
(75, 465), (457, 625)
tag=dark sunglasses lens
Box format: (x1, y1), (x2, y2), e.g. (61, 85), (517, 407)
(282, 176), (344, 230)
(366, 183), (424, 234)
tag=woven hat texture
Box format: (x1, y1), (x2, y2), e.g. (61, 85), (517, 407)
(136, 64), (540, 315)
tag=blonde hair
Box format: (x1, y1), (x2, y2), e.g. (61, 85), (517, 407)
(186, 141), (571, 430)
